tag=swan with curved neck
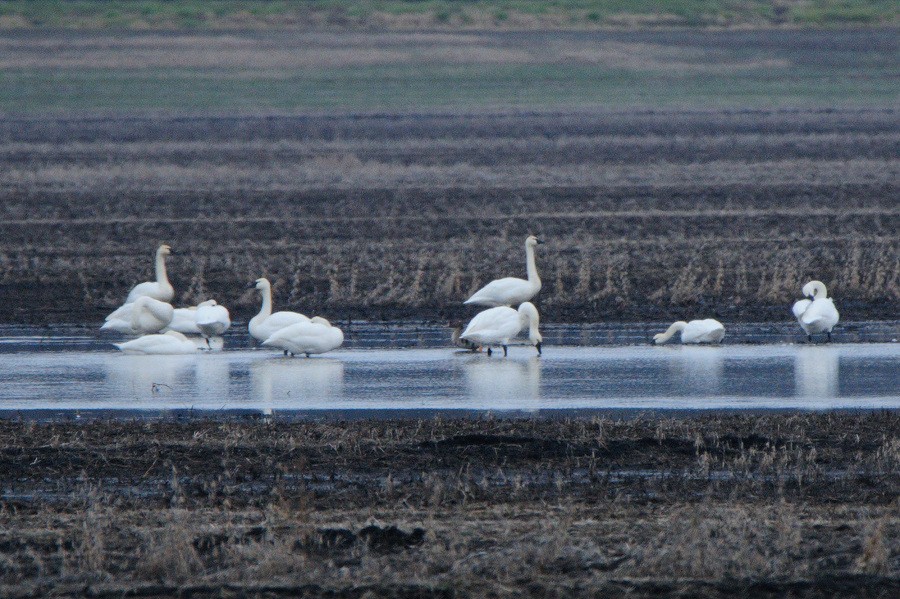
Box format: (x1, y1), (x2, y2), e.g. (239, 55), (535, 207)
(461, 301), (542, 356)
(464, 235), (542, 307)
(792, 280), (839, 342)
(262, 315), (344, 357)
(125, 244), (174, 304)
(102, 295), (174, 335)
(248, 278), (310, 343)
(653, 319), (725, 345)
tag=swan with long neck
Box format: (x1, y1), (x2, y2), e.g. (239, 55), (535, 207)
(248, 278), (310, 343)
(653, 319), (725, 345)
(125, 244), (174, 304)
(262, 315), (344, 357)
(464, 236), (542, 307)
(792, 280), (839, 342)
(460, 301), (542, 356)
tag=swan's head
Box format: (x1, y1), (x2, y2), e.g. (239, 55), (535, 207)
(652, 333), (666, 344)
(802, 280), (827, 299)
(251, 277), (271, 291)
(158, 244), (172, 256)
(197, 299), (217, 307)
(525, 235), (542, 248)
(310, 316), (332, 327)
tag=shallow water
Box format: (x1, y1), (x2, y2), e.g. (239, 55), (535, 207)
(0, 323), (897, 415)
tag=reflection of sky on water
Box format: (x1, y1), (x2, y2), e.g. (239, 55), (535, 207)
(0, 341), (896, 413)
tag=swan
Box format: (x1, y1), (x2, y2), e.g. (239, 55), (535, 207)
(653, 319), (725, 345)
(792, 280), (839, 342)
(101, 296), (174, 335)
(165, 306), (201, 334)
(195, 299), (231, 345)
(248, 278), (309, 343)
(125, 244), (174, 304)
(450, 320), (479, 351)
(464, 235), (542, 307)
(114, 330), (199, 355)
(460, 301), (542, 356)
(262, 316), (344, 357)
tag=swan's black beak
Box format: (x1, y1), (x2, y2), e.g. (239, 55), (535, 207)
(246, 282), (257, 290)
(535, 341), (542, 355)
(536, 238), (544, 244)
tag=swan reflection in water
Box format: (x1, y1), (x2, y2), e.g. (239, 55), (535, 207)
(462, 356), (541, 412)
(795, 345), (839, 397)
(251, 358), (345, 413)
(668, 346), (724, 396)
(105, 354), (197, 400)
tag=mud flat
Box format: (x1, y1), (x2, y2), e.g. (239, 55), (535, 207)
(0, 413), (897, 597)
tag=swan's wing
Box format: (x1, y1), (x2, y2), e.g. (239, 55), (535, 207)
(196, 304), (230, 327)
(101, 319), (135, 334)
(802, 299), (839, 327)
(792, 299), (811, 320)
(105, 303), (134, 322)
(125, 281), (159, 304)
(464, 278), (531, 306)
(461, 307), (518, 340)
(166, 309), (201, 334)
(267, 311), (310, 328)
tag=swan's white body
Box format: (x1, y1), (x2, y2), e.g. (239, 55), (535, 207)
(464, 236), (542, 307)
(195, 300), (231, 339)
(262, 317), (344, 357)
(792, 281), (839, 340)
(248, 278), (309, 342)
(461, 301), (542, 356)
(653, 319), (725, 345)
(165, 307), (201, 334)
(125, 245), (174, 304)
(101, 296), (174, 335)
(114, 330), (198, 355)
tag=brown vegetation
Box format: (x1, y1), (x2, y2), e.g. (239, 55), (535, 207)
(0, 413), (897, 597)
(0, 108), (897, 324)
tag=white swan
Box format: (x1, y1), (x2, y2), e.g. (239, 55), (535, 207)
(165, 306), (201, 334)
(460, 301), (542, 356)
(792, 280), (839, 342)
(248, 278), (309, 343)
(101, 296), (174, 335)
(262, 316), (344, 357)
(125, 244), (174, 304)
(464, 235), (542, 307)
(195, 299), (231, 344)
(114, 330), (199, 355)
(653, 319), (725, 345)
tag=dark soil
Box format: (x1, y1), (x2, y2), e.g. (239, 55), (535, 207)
(0, 413), (897, 597)
(0, 108), (897, 325)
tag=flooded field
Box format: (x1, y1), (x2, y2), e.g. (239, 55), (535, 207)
(1, 323), (897, 415)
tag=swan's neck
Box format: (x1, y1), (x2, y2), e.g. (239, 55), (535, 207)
(256, 286), (272, 320)
(814, 284), (827, 299)
(525, 243), (540, 287)
(519, 304), (541, 343)
(155, 250), (169, 285)
(658, 321), (687, 343)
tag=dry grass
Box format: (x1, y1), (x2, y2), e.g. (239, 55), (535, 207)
(0, 413), (897, 597)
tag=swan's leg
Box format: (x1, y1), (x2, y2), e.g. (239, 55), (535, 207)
(305, 353), (311, 358)
(487, 347), (493, 357)
(535, 342), (542, 355)
(502, 345), (508, 357)
(284, 350), (288, 356)
(827, 331), (832, 343)
(807, 334), (813, 343)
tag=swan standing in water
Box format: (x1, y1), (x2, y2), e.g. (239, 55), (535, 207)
(125, 244), (174, 304)
(461, 301), (542, 356)
(653, 319), (725, 345)
(101, 296), (174, 335)
(465, 235), (542, 307)
(248, 278), (309, 343)
(114, 330), (198, 354)
(195, 299), (231, 347)
(262, 317), (344, 357)
(792, 280), (839, 342)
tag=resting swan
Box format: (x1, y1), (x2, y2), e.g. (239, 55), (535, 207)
(114, 330), (199, 355)
(248, 278), (309, 343)
(125, 245), (174, 304)
(464, 235), (542, 307)
(653, 319), (725, 345)
(195, 299), (231, 344)
(101, 296), (174, 335)
(792, 280), (839, 342)
(262, 316), (344, 357)
(460, 301), (542, 356)
(165, 306), (201, 334)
